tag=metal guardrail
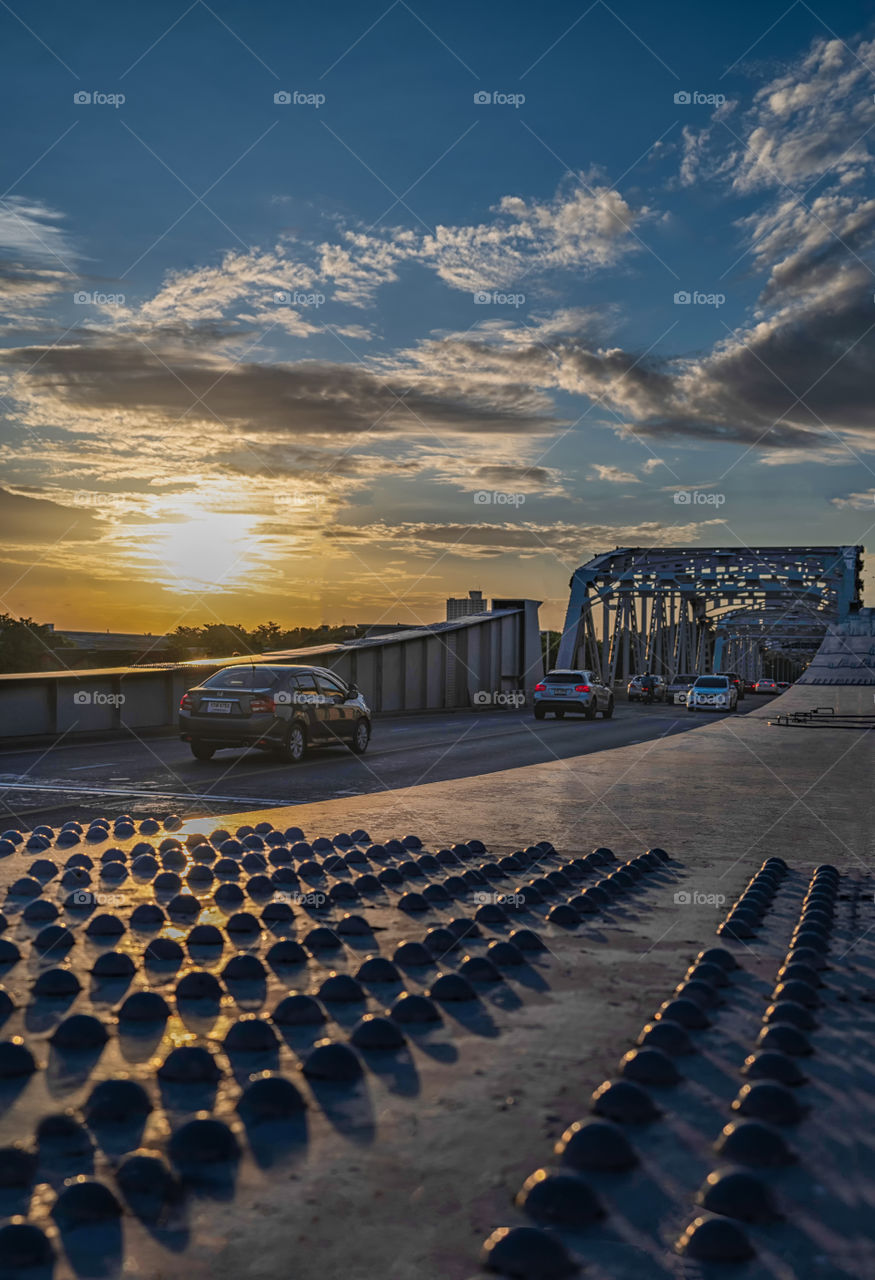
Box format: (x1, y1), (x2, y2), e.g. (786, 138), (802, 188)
(770, 706), (875, 727)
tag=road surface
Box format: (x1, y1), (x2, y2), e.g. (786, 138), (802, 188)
(0, 698), (762, 829)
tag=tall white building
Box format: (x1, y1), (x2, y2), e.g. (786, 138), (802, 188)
(446, 589), (486, 621)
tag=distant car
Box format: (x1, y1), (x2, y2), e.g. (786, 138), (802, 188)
(666, 674), (697, 704)
(687, 675), (738, 713)
(179, 663), (372, 762)
(753, 679), (779, 695)
(744, 680), (758, 695)
(534, 669), (614, 720)
(627, 674), (667, 703)
(717, 671), (745, 701)
(776, 681), (792, 690)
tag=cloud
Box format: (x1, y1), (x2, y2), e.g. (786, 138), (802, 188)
(0, 198), (76, 264)
(325, 518), (726, 560)
(0, 487), (103, 544)
(589, 464), (640, 483)
(680, 38), (875, 194)
(0, 198), (78, 311)
(731, 38), (875, 193)
(831, 490), (875, 510)
(3, 336), (564, 449)
(741, 192), (875, 304)
(320, 178), (650, 303)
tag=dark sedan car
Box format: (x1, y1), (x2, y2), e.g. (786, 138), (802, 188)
(179, 663), (371, 762)
(717, 671), (745, 701)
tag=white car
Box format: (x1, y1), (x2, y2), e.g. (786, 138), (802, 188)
(686, 675), (738, 713)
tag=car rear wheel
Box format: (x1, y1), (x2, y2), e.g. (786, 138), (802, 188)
(534, 706), (546, 720)
(585, 700), (597, 720)
(278, 722), (307, 764)
(351, 718), (370, 754)
(602, 697), (614, 719)
(190, 740), (215, 762)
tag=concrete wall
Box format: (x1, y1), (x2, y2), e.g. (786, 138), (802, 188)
(0, 605), (542, 741)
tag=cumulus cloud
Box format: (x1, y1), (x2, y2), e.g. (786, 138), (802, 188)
(319, 179), (650, 303)
(730, 38), (875, 193)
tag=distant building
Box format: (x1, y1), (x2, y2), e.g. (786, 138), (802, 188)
(51, 630), (177, 667)
(446, 589), (487, 621)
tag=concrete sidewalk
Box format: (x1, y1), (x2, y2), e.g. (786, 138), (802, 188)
(1, 684), (871, 1280)
(197, 685), (873, 881)
(151, 683), (873, 1280)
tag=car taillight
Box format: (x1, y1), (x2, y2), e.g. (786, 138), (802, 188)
(250, 696), (275, 713)
(534, 683), (546, 692)
(179, 694), (192, 711)
(574, 684), (590, 692)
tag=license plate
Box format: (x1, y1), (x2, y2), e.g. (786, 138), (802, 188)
(550, 687), (570, 695)
(205, 700), (232, 713)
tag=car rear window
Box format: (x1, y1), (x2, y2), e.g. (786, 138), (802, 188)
(203, 667), (281, 690)
(695, 677), (727, 688)
(547, 671), (585, 681)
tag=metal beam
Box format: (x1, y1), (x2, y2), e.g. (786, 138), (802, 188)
(560, 546), (863, 684)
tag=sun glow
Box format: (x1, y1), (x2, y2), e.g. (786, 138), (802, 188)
(144, 510), (267, 592)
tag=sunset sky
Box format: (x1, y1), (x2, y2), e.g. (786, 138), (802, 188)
(2, 0), (874, 634)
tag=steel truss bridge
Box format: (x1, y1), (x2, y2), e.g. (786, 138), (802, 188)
(557, 546), (863, 684)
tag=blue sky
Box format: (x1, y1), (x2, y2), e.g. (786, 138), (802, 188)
(1, 0), (874, 631)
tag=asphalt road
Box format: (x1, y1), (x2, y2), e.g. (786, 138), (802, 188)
(0, 697), (764, 829)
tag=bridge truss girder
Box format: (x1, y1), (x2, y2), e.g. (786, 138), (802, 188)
(558, 546), (863, 684)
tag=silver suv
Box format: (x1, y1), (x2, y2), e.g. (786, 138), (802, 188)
(179, 663), (372, 762)
(533, 669), (614, 720)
